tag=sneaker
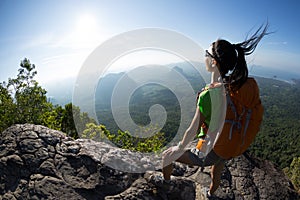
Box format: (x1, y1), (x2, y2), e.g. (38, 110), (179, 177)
(201, 187), (213, 199)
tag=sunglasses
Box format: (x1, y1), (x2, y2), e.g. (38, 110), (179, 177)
(205, 49), (220, 63)
(205, 50), (214, 58)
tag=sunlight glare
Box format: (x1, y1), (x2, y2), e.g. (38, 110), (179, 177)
(76, 14), (97, 32)
(73, 14), (99, 47)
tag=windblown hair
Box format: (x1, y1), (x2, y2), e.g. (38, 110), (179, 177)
(212, 22), (271, 92)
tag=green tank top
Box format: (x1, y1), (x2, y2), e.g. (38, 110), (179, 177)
(197, 85), (223, 138)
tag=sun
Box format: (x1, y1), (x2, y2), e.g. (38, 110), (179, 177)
(73, 14), (98, 46)
(76, 14), (97, 32)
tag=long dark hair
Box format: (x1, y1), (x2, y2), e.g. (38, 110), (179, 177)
(212, 22), (271, 92)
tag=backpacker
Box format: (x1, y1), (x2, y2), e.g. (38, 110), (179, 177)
(212, 78), (264, 159)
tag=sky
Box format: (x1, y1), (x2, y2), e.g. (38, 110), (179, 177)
(0, 0), (300, 87)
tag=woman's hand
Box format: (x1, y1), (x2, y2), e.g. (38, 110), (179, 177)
(162, 145), (184, 167)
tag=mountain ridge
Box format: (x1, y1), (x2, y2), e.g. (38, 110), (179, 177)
(45, 63), (300, 106)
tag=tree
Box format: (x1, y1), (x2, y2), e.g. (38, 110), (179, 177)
(61, 103), (96, 139)
(82, 122), (166, 153)
(284, 157), (300, 192)
(8, 58), (49, 124)
(0, 58), (50, 132)
(41, 104), (63, 130)
(0, 83), (15, 132)
(0, 58), (98, 140)
(82, 123), (112, 142)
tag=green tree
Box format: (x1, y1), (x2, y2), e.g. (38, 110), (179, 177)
(82, 123), (113, 142)
(0, 58), (50, 131)
(0, 58), (98, 140)
(82, 122), (166, 153)
(135, 131), (166, 152)
(8, 58), (49, 124)
(61, 103), (77, 138)
(284, 157), (300, 191)
(0, 83), (15, 132)
(61, 103), (96, 139)
(41, 105), (62, 130)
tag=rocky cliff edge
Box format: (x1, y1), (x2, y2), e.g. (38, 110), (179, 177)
(0, 124), (299, 200)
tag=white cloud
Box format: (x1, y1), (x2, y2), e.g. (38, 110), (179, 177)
(21, 32), (55, 50)
(266, 41), (288, 45)
(37, 50), (90, 84)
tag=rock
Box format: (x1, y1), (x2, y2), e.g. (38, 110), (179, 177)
(191, 154), (300, 200)
(0, 124), (299, 200)
(106, 171), (196, 200)
(0, 124), (140, 199)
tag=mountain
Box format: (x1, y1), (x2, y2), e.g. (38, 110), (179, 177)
(249, 65), (300, 82)
(95, 72), (126, 109)
(44, 62), (300, 107)
(1, 124), (299, 199)
(95, 64), (205, 138)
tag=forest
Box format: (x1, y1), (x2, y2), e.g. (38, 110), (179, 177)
(0, 58), (299, 190)
(249, 77), (300, 169)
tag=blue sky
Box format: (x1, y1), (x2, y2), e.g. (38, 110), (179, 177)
(0, 0), (300, 86)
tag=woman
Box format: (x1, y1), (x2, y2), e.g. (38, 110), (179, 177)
(159, 23), (270, 197)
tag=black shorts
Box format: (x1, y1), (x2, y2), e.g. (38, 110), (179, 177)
(187, 149), (226, 166)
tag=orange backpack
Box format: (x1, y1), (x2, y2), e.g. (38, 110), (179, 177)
(213, 78), (264, 159)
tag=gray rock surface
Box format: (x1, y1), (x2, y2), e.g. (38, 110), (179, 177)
(0, 124), (299, 199)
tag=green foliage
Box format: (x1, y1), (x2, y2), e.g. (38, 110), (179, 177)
(41, 108), (61, 130)
(135, 131), (166, 152)
(82, 123), (166, 153)
(0, 58), (95, 137)
(284, 157), (300, 191)
(11, 59), (50, 124)
(0, 58), (50, 132)
(82, 123), (109, 141)
(0, 83), (15, 131)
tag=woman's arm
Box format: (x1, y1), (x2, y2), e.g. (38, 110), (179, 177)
(162, 106), (205, 167)
(179, 107), (205, 148)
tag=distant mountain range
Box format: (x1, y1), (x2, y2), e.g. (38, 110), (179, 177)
(248, 64), (300, 83)
(94, 63), (206, 136)
(45, 62), (300, 108)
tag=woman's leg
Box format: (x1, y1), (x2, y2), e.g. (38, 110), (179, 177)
(162, 150), (203, 180)
(209, 160), (225, 195)
(162, 148), (225, 194)
(162, 163), (173, 180)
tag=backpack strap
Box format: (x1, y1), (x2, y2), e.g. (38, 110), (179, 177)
(242, 109), (252, 145)
(225, 94), (240, 140)
(225, 93), (252, 144)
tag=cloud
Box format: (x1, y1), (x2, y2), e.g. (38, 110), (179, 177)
(21, 32), (56, 50)
(267, 41), (288, 45)
(37, 51), (87, 84)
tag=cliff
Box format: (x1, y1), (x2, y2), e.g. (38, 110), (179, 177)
(0, 124), (298, 200)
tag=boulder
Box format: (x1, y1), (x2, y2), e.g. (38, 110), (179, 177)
(0, 124), (299, 200)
